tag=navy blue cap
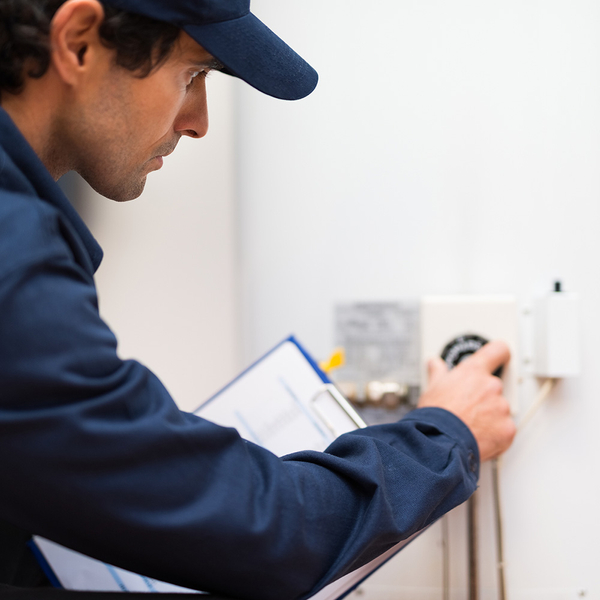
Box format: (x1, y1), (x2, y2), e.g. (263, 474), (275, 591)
(101, 0), (318, 100)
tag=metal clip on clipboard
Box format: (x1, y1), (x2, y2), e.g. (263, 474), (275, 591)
(310, 384), (367, 438)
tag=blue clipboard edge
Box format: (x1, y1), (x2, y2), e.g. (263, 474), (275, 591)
(27, 539), (63, 589)
(195, 335), (331, 414)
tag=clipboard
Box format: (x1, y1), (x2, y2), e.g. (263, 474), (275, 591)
(32, 336), (419, 598)
(194, 336), (366, 455)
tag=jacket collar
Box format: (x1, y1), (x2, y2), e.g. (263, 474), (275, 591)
(0, 107), (103, 272)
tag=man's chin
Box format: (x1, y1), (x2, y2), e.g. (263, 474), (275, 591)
(85, 175), (147, 203)
(113, 177), (147, 203)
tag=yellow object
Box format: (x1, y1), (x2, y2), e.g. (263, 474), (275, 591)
(319, 347), (346, 374)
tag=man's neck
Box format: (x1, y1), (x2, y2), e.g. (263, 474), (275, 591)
(2, 83), (70, 181)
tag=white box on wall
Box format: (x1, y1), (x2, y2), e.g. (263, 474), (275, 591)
(534, 291), (581, 378)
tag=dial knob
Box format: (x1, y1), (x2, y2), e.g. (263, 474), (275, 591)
(440, 334), (503, 377)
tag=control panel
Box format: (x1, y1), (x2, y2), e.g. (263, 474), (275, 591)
(420, 295), (520, 412)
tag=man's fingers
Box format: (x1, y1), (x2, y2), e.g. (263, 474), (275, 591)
(466, 340), (511, 374)
(427, 357), (448, 388)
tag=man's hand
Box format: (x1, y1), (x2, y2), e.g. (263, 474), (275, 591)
(417, 341), (516, 462)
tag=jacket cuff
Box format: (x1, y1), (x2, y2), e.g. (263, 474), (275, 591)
(401, 407), (480, 481)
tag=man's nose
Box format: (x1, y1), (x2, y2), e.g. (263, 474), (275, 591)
(174, 79), (209, 139)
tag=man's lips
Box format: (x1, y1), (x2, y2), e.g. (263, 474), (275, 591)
(148, 142), (178, 171)
(152, 147), (176, 167)
(145, 155), (165, 173)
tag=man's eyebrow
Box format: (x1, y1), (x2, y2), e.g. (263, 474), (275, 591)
(192, 58), (225, 71)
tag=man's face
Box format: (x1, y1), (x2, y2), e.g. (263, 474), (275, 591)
(64, 32), (218, 201)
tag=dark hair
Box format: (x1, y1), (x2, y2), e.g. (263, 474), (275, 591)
(0, 0), (181, 96)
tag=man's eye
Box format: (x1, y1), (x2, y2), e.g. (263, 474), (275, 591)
(187, 72), (200, 85)
(188, 70), (210, 87)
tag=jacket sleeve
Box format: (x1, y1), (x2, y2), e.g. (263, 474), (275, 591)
(0, 221), (479, 600)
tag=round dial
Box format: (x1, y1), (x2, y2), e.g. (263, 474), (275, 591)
(440, 334), (503, 377)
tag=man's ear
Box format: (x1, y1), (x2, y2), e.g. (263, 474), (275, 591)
(49, 0), (107, 86)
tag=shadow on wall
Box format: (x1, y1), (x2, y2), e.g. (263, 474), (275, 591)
(58, 171), (94, 224)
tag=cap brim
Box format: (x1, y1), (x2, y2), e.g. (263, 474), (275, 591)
(184, 13), (318, 101)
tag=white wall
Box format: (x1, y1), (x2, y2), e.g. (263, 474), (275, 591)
(81, 72), (240, 412)
(237, 1), (600, 598)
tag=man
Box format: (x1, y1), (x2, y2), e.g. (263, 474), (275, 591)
(0, 0), (516, 599)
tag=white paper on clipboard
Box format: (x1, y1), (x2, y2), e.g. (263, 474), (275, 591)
(31, 537), (203, 594)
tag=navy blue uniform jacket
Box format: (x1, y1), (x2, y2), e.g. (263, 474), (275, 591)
(0, 108), (479, 600)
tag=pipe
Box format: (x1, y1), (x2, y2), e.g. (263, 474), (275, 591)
(492, 458), (507, 600)
(468, 491), (479, 600)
